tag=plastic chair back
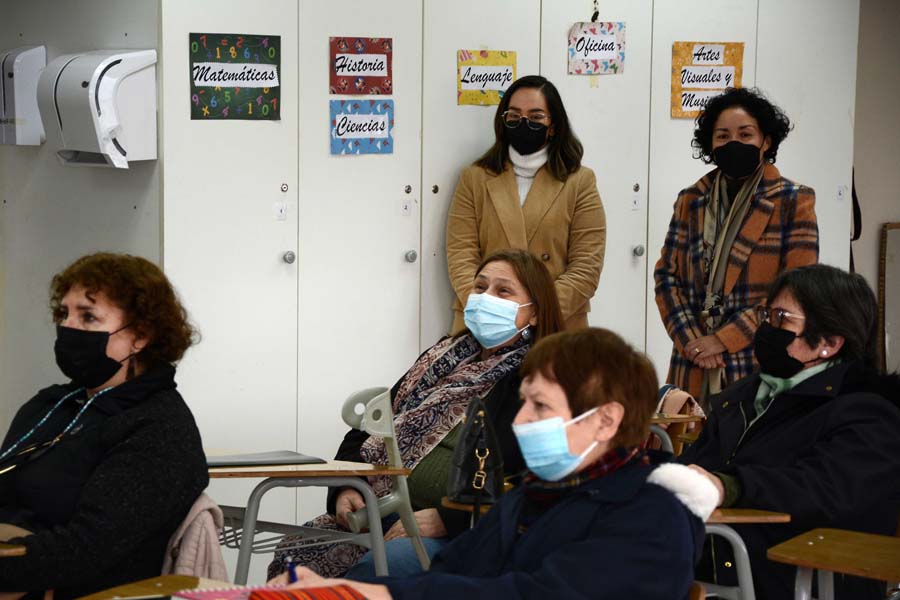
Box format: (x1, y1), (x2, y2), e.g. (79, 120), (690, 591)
(342, 387), (403, 469)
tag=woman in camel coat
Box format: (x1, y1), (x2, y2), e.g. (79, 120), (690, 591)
(447, 75), (605, 332)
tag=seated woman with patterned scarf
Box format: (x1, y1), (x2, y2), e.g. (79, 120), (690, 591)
(268, 249), (564, 580)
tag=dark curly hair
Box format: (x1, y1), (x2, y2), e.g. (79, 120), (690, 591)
(692, 87), (792, 164)
(50, 252), (198, 368)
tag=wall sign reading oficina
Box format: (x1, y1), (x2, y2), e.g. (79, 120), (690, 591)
(189, 33), (281, 120)
(671, 41), (744, 118)
(457, 49), (516, 106)
(567, 21), (626, 75)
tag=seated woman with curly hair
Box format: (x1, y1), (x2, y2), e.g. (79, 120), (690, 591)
(0, 253), (209, 599)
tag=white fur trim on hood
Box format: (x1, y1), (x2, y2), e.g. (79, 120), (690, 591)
(647, 463), (719, 521)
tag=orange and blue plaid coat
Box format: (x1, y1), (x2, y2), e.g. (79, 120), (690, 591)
(654, 163), (819, 397)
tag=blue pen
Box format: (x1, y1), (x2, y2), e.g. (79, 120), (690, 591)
(286, 556), (298, 584)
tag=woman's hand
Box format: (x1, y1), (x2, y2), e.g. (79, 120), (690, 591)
(684, 335), (726, 368)
(334, 489), (366, 530)
(687, 464), (725, 506)
(383, 508), (447, 541)
(270, 567), (393, 600)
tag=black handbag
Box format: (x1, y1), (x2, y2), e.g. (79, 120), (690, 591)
(446, 397), (504, 523)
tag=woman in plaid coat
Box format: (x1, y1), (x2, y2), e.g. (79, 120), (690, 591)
(654, 88), (819, 403)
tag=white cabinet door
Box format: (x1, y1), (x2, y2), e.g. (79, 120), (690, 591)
(645, 0), (759, 383)
(160, 0), (301, 581)
(420, 0), (542, 349)
(756, 0), (857, 270)
(540, 1), (653, 351)
(296, 0), (423, 519)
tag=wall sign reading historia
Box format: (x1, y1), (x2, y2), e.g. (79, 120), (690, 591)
(457, 49), (516, 106)
(329, 37), (393, 95)
(190, 33), (281, 120)
(567, 21), (626, 75)
(671, 41), (744, 118)
(330, 99), (394, 155)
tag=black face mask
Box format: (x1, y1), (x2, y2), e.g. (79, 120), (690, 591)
(506, 122), (549, 156)
(54, 325), (130, 388)
(753, 321), (813, 379)
(713, 140), (761, 179)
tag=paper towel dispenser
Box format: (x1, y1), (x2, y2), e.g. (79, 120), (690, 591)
(0, 45), (46, 146)
(37, 49), (157, 168)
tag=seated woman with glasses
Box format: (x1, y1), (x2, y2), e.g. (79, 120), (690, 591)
(0, 253), (208, 599)
(446, 75), (605, 332)
(273, 328), (719, 599)
(680, 264), (900, 600)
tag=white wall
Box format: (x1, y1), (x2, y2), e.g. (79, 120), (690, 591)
(0, 0), (160, 433)
(852, 0), (900, 290)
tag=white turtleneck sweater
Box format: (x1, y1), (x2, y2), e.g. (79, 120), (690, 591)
(509, 145), (549, 205)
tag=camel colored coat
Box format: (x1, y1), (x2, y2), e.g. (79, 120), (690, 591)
(447, 163), (606, 332)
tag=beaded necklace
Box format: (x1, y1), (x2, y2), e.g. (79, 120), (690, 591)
(0, 385), (114, 463)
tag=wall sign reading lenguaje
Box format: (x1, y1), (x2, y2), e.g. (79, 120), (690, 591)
(190, 32), (281, 120)
(457, 49), (516, 106)
(671, 41), (744, 119)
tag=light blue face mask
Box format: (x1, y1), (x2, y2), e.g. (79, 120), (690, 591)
(512, 407), (599, 481)
(464, 293), (532, 349)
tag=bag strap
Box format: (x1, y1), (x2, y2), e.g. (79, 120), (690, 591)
(471, 426), (488, 524)
(850, 168), (862, 272)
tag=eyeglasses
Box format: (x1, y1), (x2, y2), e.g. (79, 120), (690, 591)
(756, 305), (806, 329)
(502, 111), (550, 131)
(0, 436), (60, 476)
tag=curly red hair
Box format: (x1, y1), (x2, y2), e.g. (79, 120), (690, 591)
(50, 253), (198, 367)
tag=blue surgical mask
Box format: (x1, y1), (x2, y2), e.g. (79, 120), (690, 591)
(512, 408), (599, 481)
(464, 293), (532, 349)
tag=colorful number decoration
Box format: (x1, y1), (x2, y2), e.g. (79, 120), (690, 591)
(189, 32), (282, 120)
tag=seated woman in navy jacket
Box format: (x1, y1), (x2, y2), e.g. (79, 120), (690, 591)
(273, 328), (719, 599)
(681, 264), (900, 600)
(0, 253), (208, 599)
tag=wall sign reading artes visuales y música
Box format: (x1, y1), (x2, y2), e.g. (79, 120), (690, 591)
(190, 32), (281, 120)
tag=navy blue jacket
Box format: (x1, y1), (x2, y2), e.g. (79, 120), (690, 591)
(374, 456), (705, 600)
(680, 361), (900, 600)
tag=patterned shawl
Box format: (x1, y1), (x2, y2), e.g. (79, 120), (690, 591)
(360, 333), (529, 496)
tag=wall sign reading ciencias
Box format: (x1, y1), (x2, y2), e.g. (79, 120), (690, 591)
(671, 41), (744, 118)
(330, 99), (394, 155)
(190, 32), (281, 120)
(329, 37), (393, 95)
